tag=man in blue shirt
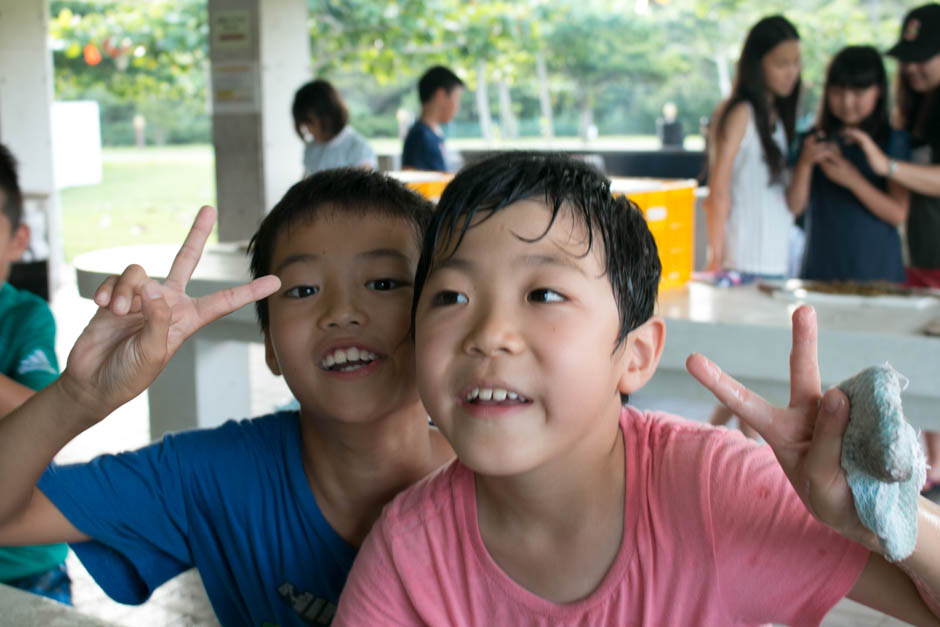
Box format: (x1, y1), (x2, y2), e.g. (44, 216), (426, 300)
(402, 66), (464, 172)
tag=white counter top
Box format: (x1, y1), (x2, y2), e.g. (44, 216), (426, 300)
(650, 282), (940, 428)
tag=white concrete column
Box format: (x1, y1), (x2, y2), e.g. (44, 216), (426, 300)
(0, 1), (61, 288)
(208, 0), (310, 242)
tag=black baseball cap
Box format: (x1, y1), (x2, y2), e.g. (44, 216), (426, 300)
(887, 4), (940, 62)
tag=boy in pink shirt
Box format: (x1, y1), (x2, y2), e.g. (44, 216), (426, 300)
(335, 152), (940, 625)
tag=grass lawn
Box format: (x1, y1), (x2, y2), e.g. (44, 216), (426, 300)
(59, 136), (699, 262)
(60, 144), (216, 262)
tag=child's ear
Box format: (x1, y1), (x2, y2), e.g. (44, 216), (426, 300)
(616, 316), (666, 396)
(263, 331), (282, 376)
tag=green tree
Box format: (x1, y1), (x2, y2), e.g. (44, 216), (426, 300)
(50, 0), (209, 144)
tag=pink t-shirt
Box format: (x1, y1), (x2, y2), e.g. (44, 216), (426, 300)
(335, 407), (869, 626)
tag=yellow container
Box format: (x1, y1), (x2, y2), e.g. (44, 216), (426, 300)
(389, 171), (696, 290)
(610, 178), (697, 290)
(387, 171), (453, 203)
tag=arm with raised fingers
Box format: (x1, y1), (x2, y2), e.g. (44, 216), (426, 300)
(63, 205), (280, 417)
(686, 305), (940, 625)
(0, 205), (280, 545)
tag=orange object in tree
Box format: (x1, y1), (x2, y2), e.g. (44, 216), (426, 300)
(83, 43), (102, 66)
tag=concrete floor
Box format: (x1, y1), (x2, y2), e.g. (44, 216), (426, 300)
(45, 267), (910, 626)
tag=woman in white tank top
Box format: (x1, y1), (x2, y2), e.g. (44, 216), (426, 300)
(705, 15), (802, 279)
(704, 15), (802, 437)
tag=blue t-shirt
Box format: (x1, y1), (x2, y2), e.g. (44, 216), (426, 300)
(38, 411), (356, 626)
(799, 129), (911, 282)
(401, 120), (446, 171)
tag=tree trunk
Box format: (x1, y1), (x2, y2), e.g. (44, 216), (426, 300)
(714, 49), (731, 98)
(577, 87), (593, 142)
(536, 51), (553, 139)
(497, 80), (518, 140)
(475, 59), (492, 144)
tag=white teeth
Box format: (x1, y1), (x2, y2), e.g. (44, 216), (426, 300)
(466, 387), (526, 403)
(321, 347), (377, 369)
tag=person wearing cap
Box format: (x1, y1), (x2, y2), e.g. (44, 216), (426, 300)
(846, 3), (940, 499)
(887, 3), (940, 285)
(845, 3), (940, 202)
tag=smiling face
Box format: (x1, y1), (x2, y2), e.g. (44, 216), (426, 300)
(902, 53), (940, 92)
(264, 210), (421, 424)
(762, 39), (802, 99)
(414, 199), (630, 476)
(826, 84), (881, 127)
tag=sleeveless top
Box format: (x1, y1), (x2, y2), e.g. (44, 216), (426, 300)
(724, 105), (793, 275)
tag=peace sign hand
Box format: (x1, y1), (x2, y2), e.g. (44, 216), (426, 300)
(59, 206), (280, 424)
(686, 305), (880, 552)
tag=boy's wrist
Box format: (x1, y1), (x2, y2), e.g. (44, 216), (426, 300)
(52, 370), (111, 428)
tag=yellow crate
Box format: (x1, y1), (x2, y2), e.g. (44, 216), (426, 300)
(387, 171), (454, 202)
(407, 178), (452, 202)
(391, 172), (696, 290)
(612, 179), (697, 291)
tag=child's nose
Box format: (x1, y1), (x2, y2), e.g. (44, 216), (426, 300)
(461, 302), (524, 357)
(317, 290), (366, 329)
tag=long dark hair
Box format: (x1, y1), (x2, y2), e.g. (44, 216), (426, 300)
(716, 15), (801, 182)
(819, 46), (891, 145)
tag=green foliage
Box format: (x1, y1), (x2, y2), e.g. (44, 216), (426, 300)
(50, 0), (920, 145)
(50, 0), (210, 145)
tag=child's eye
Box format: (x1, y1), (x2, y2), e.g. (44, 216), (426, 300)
(366, 278), (407, 291)
(285, 285), (319, 298)
(528, 288), (565, 303)
(431, 290), (468, 306)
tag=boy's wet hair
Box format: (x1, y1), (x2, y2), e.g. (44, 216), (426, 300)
(0, 143), (23, 230)
(417, 66), (464, 104)
(249, 168), (434, 330)
(413, 151), (661, 349)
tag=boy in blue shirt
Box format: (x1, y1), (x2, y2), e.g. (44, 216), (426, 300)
(0, 143), (70, 604)
(402, 65), (464, 172)
(0, 168), (453, 625)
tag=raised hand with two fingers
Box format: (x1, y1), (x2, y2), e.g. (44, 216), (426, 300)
(60, 205), (280, 423)
(686, 305), (879, 551)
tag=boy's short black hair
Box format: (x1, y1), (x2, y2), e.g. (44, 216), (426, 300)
(0, 143), (24, 230)
(413, 152), (661, 349)
(291, 79), (349, 141)
(417, 66), (464, 104)
(248, 167), (434, 330)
